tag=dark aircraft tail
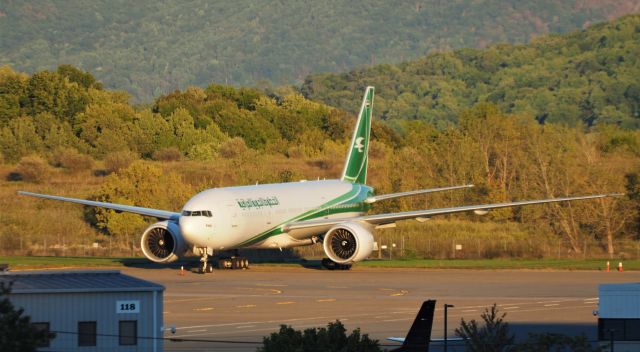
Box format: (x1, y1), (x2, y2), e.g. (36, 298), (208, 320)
(390, 300), (436, 352)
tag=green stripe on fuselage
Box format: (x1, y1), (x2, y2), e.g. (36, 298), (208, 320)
(237, 183), (372, 247)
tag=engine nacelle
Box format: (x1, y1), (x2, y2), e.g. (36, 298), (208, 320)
(322, 222), (374, 264)
(140, 221), (188, 263)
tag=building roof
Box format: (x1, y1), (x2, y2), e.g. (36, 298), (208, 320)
(600, 282), (640, 292)
(0, 270), (164, 294)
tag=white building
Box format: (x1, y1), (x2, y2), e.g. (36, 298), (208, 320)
(1, 270), (164, 352)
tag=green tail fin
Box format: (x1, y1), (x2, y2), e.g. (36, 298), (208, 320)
(341, 86), (374, 184)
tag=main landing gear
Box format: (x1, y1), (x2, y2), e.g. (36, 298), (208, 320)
(321, 258), (352, 270)
(218, 257), (250, 270)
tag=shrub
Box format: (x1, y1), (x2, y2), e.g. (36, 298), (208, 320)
(152, 147), (182, 161)
(218, 137), (248, 158)
(187, 143), (218, 161)
(103, 150), (138, 174)
(51, 148), (94, 172)
(13, 155), (51, 183)
(258, 320), (381, 352)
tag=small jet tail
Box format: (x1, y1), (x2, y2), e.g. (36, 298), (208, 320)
(340, 86), (374, 185)
(390, 300), (436, 352)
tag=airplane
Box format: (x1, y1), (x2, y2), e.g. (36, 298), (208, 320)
(19, 86), (621, 273)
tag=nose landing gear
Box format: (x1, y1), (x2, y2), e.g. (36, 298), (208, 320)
(200, 250), (214, 273)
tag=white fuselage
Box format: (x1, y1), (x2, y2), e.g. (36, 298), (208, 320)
(178, 180), (370, 251)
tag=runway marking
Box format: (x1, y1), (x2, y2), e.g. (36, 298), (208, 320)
(544, 304), (560, 307)
(276, 301), (296, 305)
(461, 310), (477, 313)
(186, 329), (207, 333)
(328, 286), (348, 289)
(193, 307), (214, 311)
(236, 304), (256, 308)
(256, 283), (287, 287)
(236, 325), (256, 329)
(316, 298), (336, 302)
(503, 306), (519, 310)
(375, 315), (391, 319)
(390, 290), (409, 297)
(383, 318), (413, 323)
(245, 287), (283, 295)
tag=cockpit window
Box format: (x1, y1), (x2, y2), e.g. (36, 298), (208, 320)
(181, 210), (212, 217)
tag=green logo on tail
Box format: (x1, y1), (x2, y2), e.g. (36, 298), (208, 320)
(341, 86), (374, 185)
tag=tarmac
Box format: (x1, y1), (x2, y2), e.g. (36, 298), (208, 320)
(119, 265), (640, 351)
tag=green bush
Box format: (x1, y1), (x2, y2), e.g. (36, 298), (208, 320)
(258, 320), (381, 352)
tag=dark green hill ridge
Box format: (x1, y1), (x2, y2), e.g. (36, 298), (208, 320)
(1, 0), (638, 102)
(301, 14), (640, 129)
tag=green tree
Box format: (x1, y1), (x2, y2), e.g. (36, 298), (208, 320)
(92, 161), (192, 240)
(455, 304), (514, 352)
(0, 282), (56, 351)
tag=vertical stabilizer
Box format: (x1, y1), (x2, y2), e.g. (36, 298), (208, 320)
(341, 86), (374, 184)
(392, 300), (436, 352)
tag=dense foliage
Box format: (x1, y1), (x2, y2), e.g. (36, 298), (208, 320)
(302, 14), (640, 129)
(1, 1), (638, 102)
(0, 65), (358, 163)
(258, 321), (380, 352)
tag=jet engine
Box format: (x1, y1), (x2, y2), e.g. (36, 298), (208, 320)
(140, 221), (188, 263)
(322, 222), (374, 264)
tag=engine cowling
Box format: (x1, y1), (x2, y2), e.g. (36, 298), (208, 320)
(322, 222), (374, 264)
(140, 221), (188, 263)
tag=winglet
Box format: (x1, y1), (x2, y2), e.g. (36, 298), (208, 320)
(341, 86), (374, 185)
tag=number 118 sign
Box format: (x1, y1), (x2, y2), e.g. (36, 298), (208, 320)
(116, 300), (140, 313)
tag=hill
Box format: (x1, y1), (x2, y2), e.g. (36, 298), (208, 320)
(1, 0), (639, 102)
(301, 14), (640, 129)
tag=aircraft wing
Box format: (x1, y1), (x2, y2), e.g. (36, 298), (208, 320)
(18, 191), (180, 221)
(284, 193), (623, 232)
(364, 184), (473, 203)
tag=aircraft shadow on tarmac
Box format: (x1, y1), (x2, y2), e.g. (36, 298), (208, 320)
(118, 248), (325, 270)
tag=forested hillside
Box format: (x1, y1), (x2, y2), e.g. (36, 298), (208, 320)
(0, 65), (639, 259)
(302, 14), (640, 129)
(1, 0), (639, 102)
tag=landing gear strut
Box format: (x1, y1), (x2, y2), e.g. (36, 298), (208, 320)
(321, 258), (352, 270)
(198, 249), (214, 273)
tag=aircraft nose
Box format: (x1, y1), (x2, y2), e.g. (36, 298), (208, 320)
(179, 217), (197, 244)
